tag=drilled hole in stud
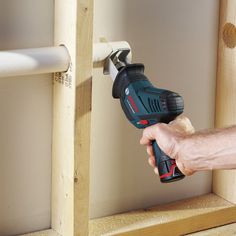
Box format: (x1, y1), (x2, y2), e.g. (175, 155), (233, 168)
(222, 22), (236, 48)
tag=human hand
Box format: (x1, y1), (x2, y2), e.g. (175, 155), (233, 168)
(140, 115), (195, 176)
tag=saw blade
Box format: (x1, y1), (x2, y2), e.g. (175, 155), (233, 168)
(107, 58), (118, 81)
(104, 48), (131, 81)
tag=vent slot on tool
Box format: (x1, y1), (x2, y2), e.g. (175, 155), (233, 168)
(148, 98), (161, 112)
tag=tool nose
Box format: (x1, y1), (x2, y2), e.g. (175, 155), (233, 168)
(166, 93), (184, 113)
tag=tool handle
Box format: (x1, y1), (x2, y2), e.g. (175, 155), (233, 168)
(152, 140), (185, 183)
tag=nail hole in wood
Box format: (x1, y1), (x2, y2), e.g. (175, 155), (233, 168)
(222, 22), (236, 48)
(74, 177), (79, 183)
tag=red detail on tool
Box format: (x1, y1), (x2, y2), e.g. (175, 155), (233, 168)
(128, 95), (139, 112)
(160, 163), (177, 179)
(139, 120), (149, 125)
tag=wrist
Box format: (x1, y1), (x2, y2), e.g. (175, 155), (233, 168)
(179, 133), (213, 171)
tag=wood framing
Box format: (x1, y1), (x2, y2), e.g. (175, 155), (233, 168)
(89, 194), (236, 236)
(22, 230), (60, 236)
(52, 0), (93, 235)
(189, 223), (236, 235)
(18, 0), (236, 235)
(213, 0), (236, 203)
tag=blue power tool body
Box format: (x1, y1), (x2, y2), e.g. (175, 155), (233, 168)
(106, 49), (185, 183)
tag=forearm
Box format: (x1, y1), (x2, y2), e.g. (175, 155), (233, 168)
(181, 125), (236, 171)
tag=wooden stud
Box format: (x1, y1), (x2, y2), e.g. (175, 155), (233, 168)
(52, 1), (76, 235)
(213, 0), (236, 203)
(89, 194), (236, 236)
(21, 230), (60, 236)
(188, 223), (236, 235)
(52, 0), (93, 235)
(74, 0), (93, 235)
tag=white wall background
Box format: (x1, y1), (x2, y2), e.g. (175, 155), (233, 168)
(0, 1), (53, 235)
(91, 0), (219, 218)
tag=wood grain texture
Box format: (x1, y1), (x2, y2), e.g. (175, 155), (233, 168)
(188, 223), (236, 236)
(20, 229), (60, 236)
(53, 0), (93, 236)
(89, 194), (236, 236)
(213, 0), (236, 203)
(52, 1), (76, 235)
(74, 0), (93, 235)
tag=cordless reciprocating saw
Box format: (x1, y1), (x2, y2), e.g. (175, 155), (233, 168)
(105, 49), (185, 183)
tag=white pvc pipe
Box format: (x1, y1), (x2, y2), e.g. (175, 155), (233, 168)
(93, 41), (132, 63)
(0, 46), (70, 78)
(0, 41), (131, 78)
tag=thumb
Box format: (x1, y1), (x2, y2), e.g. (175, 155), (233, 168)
(169, 115), (195, 134)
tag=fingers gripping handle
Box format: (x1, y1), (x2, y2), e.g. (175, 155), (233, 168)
(152, 141), (185, 183)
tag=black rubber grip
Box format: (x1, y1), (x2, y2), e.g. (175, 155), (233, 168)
(152, 141), (185, 183)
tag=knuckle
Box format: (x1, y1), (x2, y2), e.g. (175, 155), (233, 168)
(154, 123), (166, 134)
(143, 127), (150, 137)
